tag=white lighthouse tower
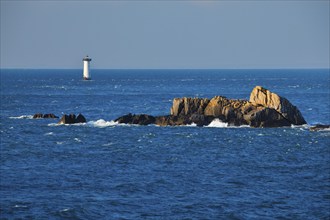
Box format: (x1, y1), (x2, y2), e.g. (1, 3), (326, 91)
(82, 55), (92, 80)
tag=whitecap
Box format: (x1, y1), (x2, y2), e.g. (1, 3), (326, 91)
(74, 138), (82, 142)
(206, 118), (228, 128)
(44, 132), (54, 136)
(9, 115), (33, 119)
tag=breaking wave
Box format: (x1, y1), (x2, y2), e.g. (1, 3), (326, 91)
(87, 119), (118, 128)
(206, 118), (228, 128)
(48, 119), (124, 128)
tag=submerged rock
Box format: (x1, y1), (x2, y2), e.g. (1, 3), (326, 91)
(115, 86), (307, 128)
(58, 113), (86, 124)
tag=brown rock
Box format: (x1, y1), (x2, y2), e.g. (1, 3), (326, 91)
(170, 97), (209, 116)
(113, 86), (307, 128)
(204, 96), (229, 117)
(249, 86), (306, 125)
(33, 113), (43, 119)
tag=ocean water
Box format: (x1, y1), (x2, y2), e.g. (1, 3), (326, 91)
(0, 69), (329, 219)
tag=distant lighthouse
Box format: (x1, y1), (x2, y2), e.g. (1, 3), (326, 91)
(82, 55), (92, 80)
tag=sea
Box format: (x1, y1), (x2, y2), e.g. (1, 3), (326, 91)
(0, 69), (329, 219)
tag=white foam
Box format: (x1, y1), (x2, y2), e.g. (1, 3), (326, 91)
(206, 118), (228, 128)
(48, 123), (60, 127)
(48, 122), (86, 127)
(186, 122), (197, 127)
(291, 124), (310, 129)
(237, 125), (250, 128)
(9, 115), (33, 119)
(48, 119), (124, 128)
(87, 119), (118, 128)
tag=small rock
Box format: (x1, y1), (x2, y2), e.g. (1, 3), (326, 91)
(58, 114), (87, 124)
(76, 114), (86, 123)
(33, 113), (43, 119)
(43, 113), (59, 118)
(310, 124), (330, 131)
(33, 113), (59, 118)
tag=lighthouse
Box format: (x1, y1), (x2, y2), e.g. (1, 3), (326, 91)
(82, 55), (92, 80)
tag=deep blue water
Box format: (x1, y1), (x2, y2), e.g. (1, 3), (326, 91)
(1, 69), (329, 219)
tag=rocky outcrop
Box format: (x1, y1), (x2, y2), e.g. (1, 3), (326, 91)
(249, 86), (306, 125)
(115, 86), (307, 128)
(115, 113), (155, 125)
(309, 124), (330, 131)
(58, 114), (86, 124)
(33, 113), (59, 119)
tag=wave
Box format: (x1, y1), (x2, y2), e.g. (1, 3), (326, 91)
(87, 119), (118, 128)
(206, 118), (228, 128)
(9, 115), (33, 119)
(290, 124), (310, 129)
(48, 119), (120, 128)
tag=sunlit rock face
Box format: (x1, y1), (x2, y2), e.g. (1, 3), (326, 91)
(115, 86), (307, 128)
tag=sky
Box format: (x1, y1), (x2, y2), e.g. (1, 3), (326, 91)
(0, 0), (329, 69)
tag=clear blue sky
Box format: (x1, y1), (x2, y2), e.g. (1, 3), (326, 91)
(1, 0), (329, 69)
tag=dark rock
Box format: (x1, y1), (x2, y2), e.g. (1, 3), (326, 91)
(115, 113), (155, 125)
(43, 113), (59, 118)
(59, 114), (75, 124)
(246, 107), (291, 127)
(58, 114), (86, 124)
(309, 124), (330, 131)
(76, 114), (86, 123)
(33, 113), (59, 118)
(155, 115), (190, 126)
(33, 113), (43, 119)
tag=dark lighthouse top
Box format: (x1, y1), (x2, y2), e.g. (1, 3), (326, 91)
(83, 56), (92, 61)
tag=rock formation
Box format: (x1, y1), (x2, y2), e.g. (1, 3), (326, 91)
(33, 113), (59, 119)
(115, 86), (307, 128)
(249, 86), (306, 125)
(58, 114), (86, 124)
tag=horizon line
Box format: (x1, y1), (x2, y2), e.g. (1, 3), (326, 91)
(1, 67), (329, 71)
